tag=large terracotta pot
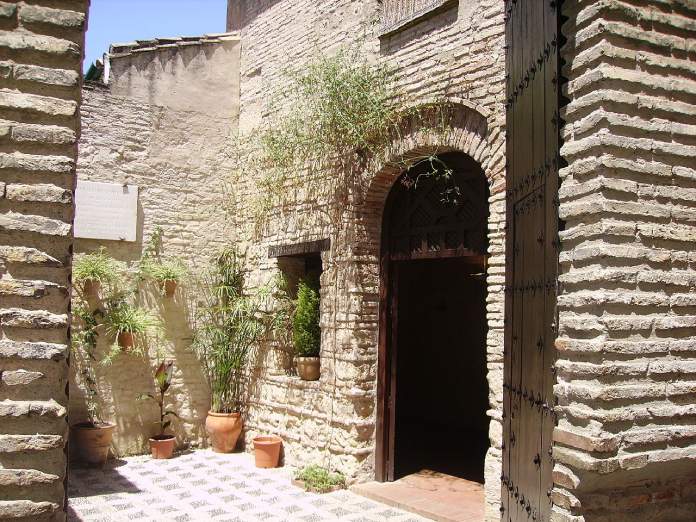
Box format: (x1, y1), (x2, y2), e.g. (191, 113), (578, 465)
(71, 422), (115, 467)
(149, 435), (176, 459)
(162, 280), (177, 298)
(117, 332), (134, 349)
(253, 435), (282, 468)
(205, 411), (243, 453)
(297, 357), (320, 381)
(82, 279), (101, 296)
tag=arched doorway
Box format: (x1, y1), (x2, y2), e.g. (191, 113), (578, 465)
(376, 151), (490, 483)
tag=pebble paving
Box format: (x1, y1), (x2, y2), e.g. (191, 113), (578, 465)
(67, 449), (429, 521)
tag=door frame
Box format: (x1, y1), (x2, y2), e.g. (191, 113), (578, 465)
(376, 251), (486, 482)
(374, 155), (489, 482)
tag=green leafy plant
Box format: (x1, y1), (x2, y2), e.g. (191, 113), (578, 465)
(103, 302), (158, 336)
(193, 248), (273, 413)
(73, 309), (102, 421)
(139, 361), (179, 436)
(140, 257), (187, 283)
(73, 247), (120, 285)
(293, 279), (320, 357)
(295, 465), (346, 493)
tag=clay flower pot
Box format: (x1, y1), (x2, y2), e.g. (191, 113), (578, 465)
(253, 435), (282, 468)
(162, 280), (177, 298)
(117, 332), (134, 350)
(296, 357), (320, 381)
(82, 279), (101, 296)
(71, 422), (115, 467)
(149, 434), (176, 459)
(205, 411), (243, 453)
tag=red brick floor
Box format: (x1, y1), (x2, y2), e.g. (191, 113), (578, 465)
(351, 470), (485, 522)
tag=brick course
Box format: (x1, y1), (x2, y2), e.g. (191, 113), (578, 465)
(555, 1), (696, 520)
(0, 1), (88, 520)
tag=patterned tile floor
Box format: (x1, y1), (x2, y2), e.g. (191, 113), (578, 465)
(67, 450), (430, 522)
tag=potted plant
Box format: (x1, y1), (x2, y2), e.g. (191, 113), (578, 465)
(253, 435), (282, 468)
(293, 279), (321, 380)
(193, 248), (271, 453)
(139, 361), (179, 459)
(103, 302), (158, 350)
(140, 257), (187, 297)
(73, 247), (119, 296)
(71, 311), (116, 467)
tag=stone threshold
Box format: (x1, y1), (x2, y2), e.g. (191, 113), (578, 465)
(351, 469), (485, 522)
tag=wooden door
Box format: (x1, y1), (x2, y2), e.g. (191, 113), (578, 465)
(376, 153), (488, 481)
(502, 1), (560, 521)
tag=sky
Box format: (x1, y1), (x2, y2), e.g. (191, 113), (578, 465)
(85, 0), (228, 70)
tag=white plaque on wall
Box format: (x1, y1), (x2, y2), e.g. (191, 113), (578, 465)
(74, 180), (138, 241)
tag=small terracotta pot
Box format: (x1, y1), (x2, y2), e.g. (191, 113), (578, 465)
(163, 280), (177, 297)
(253, 435), (282, 468)
(82, 279), (101, 296)
(149, 434), (176, 459)
(297, 357), (320, 381)
(205, 411), (243, 453)
(117, 332), (134, 349)
(71, 422), (115, 467)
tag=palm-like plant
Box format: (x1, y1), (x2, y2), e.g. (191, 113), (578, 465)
(193, 248), (270, 413)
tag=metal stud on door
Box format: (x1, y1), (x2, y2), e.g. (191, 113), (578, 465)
(502, 1), (560, 521)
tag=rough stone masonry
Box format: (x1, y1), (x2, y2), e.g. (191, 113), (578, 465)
(0, 1), (88, 521)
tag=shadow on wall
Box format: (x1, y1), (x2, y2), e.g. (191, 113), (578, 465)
(69, 227), (210, 458)
(379, 4), (459, 55)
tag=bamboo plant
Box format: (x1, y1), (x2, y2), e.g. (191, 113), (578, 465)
(192, 248), (272, 413)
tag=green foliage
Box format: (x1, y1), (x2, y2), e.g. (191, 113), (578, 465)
(192, 248), (273, 413)
(295, 465), (346, 493)
(258, 48), (397, 170)
(103, 302), (158, 336)
(73, 247), (120, 285)
(140, 257), (187, 283)
(138, 360), (179, 436)
(293, 280), (320, 357)
(138, 225), (188, 289)
(232, 46), (460, 231)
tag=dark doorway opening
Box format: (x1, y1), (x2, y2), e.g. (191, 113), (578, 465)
(393, 257), (488, 482)
(376, 152), (490, 483)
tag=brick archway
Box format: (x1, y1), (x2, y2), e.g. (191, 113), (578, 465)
(345, 101), (504, 513)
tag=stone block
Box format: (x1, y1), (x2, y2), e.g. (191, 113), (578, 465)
(19, 4), (85, 29)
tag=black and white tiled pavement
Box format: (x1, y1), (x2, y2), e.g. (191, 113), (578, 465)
(67, 450), (429, 521)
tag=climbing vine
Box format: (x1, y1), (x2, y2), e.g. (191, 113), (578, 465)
(230, 47), (463, 235)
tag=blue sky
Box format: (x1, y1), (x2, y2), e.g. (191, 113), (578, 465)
(85, 0), (228, 70)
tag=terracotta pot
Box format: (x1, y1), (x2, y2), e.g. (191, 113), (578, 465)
(117, 332), (134, 349)
(296, 357), (320, 381)
(205, 411), (243, 453)
(82, 279), (101, 296)
(253, 435), (282, 468)
(71, 422), (115, 467)
(162, 280), (177, 297)
(149, 434), (176, 459)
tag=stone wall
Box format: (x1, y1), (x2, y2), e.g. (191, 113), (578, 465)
(0, 1), (88, 520)
(229, 1), (506, 518)
(555, 1), (696, 520)
(70, 35), (240, 456)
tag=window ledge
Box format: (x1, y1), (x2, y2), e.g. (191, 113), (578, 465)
(378, 0), (458, 38)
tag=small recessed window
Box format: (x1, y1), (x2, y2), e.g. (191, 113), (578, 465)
(379, 0), (458, 37)
(277, 253), (322, 298)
